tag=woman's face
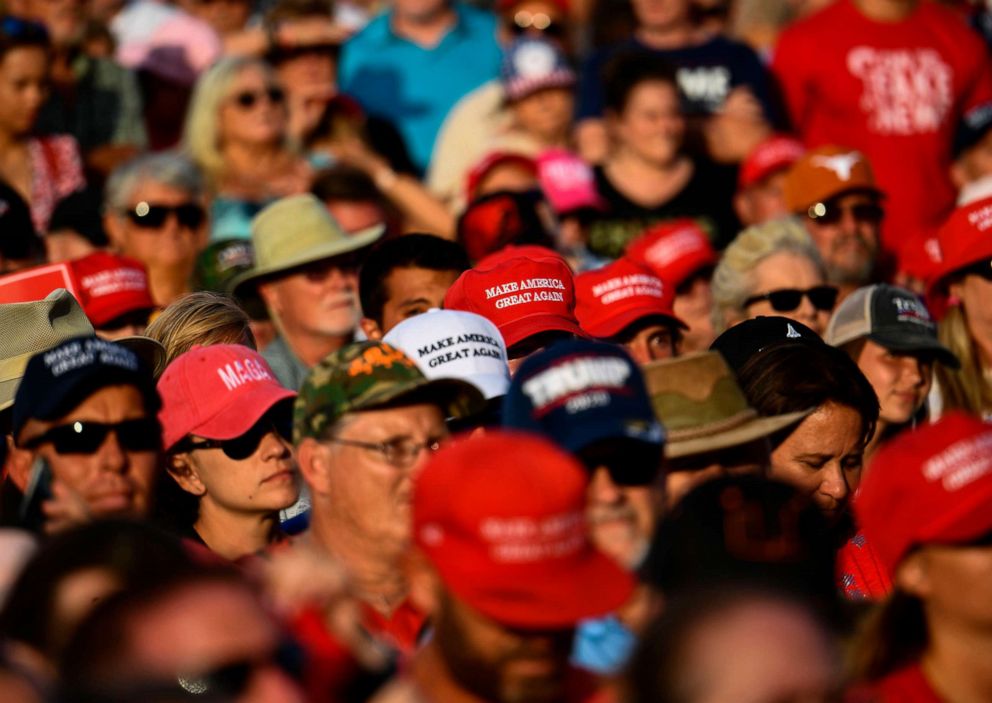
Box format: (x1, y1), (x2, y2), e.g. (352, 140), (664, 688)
(612, 80), (684, 167)
(855, 340), (931, 426)
(902, 542), (992, 627)
(219, 65), (287, 148)
(182, 424), (299, 517)
(769, 402), (865, 522)
(744, 252), (831, 335)
(0, 46), (48, 137)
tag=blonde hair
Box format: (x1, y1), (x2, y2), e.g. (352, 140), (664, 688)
(181, 56), (282, 186)
(145, 292), (257, 367)
(935, 304), (992, 416)
(710, 217), (825, 334)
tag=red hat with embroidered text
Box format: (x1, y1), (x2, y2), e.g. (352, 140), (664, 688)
(927, 195), (992, 307)
(626, 219), (717, 289)
(414, 430), (634, 628)
(574, 258), (686, 338)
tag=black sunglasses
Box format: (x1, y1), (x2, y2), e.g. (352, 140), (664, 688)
(233, 86), (285, 109)
(125, 201), (205, 230)
(175, 407), (293, 461)
(807, 201), (884, 226)
(957, 258), (992, 282)
(21, 418), (161, 455)
(176, 640), (304, 700)
(742, 285), (838, 313)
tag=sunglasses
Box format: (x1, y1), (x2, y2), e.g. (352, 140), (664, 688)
(578, 440), (662, 487)
(177, 640), (303, 700)
(507, 11), (565, 37)
(298, 253), (361, 282)
(807, 201), (884, 226)
(742, 285), (838, 313)
(175, 407), (293, 461)
(232, 86), (285, 110)
(956, 258), (992, 282)
(125, 201), (205, 230)
(21, 418), (161, 455)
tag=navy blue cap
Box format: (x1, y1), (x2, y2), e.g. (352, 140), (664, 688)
(502, 339), (664, 477)
(13, 336), (158, 440)
(954, 102), (992, 159)
(709, 316), (823, 373)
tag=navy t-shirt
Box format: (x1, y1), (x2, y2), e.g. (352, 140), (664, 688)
(577, 35), (781, 126)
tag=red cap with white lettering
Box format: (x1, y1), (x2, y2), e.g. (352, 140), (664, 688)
(157, 344), (295, 451)
(626, 219), (717, 290)
(927, 195), (992, 308)
(855, 413), (992, 578)
(574, 258), (686, 339)
(414, 430), (634, 628)
(443, 255), (584, 349)
(69, 251), (156, 328)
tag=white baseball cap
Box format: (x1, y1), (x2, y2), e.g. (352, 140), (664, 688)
(384, 309), (510, 400)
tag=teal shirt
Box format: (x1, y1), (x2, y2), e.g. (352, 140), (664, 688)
(338, 3), (502, 175)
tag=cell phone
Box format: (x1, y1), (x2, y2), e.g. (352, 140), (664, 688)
(19, 457), (52, 532)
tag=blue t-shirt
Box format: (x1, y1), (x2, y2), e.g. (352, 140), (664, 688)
(577, 35), (782, 126)
(338, 3), (502, 175)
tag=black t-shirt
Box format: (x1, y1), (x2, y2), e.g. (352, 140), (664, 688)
(587, 158), (740, 258)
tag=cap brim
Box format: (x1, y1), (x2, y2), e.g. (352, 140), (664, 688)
(229, 223), (384, 298)
(116, 336), (168, 378)
(354, 376), (486, 421)
(430, 543), (635, 629)
(664, 408), (811, 459)
(183, 387), (296, 448)
(500, 313), (586, 349)
(868, 332), (961, 369)
(584, 307), (688, 340)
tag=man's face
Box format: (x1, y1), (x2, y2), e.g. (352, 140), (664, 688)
(801, 192), (881, 286)
(586, 467), (661, 569)
(20, 385), (158, 519)
(123, 580), (304, 703)
(393, 0), (450, 23)
(734, 170), (791, 226)
(511, 88), (575, 144)
(615, 320), (680, 365)
(320, 403), (448, 551)
(259, 257), (360, 343)
(434, 588), (575, 703)
(176, 0), (252, 35)
(377, 266), (461, 336)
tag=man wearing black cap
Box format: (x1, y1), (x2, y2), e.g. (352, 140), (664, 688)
(8, 336), (161, 532)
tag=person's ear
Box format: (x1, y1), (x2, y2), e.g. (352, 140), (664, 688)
(103, 213), (127, 253)
(894, 551), (931, 598)
(404, 548), (442, 617)
(950, 158), (970, 190)
(168, 453), (207, 496)
(4, 436), (35, 492)
(948, 279), (965, 301)
(360, 317), (382, 341)
(257, 281), (281, 315)
(297, 438), (332, 495)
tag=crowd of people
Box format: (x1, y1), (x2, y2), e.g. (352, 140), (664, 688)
(0, 0), (990, 701)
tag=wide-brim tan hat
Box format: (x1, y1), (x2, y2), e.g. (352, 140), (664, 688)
(642, 351), (811, 458)
(0, 289), (95, 411)
(229, 194), (384, 298)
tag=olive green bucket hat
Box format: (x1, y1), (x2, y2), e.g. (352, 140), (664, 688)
(229, 194), (383, 298)
(641, 351), (810, 459)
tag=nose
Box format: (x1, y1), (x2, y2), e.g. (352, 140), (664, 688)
(260, 431), (293, 462)
(624, 338), (651, 366)
(903, 356), (925, 387)
(588, 467), (623, 506)
(817, 463), (849, 507)
(838, 206), (861, 237)
(97, 430), (129, 475)
(792, 294), (820, 330)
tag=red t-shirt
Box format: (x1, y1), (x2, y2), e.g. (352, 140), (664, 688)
(848, 664), (943, 703)
(772, 0), (992, 261)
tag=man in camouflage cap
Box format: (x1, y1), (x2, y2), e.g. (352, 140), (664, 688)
(294, 340), (483, 653)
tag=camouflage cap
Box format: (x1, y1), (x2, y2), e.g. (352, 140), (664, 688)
(294, 340), (486, 442)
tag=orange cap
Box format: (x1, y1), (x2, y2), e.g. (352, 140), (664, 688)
(782, 145), (882, 214)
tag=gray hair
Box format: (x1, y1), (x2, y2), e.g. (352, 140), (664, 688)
(104, 152), (205, 213)
(710, 217), (825, 333)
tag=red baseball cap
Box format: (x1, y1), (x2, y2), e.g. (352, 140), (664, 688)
(68, 252), (156, 328)
(626, 219), (717, 289)
(444, 255), (583, 349)
(927, 195), (992, 307)
(475, 244), (564, 270)
(574, 258), (686, 338)
(466, 151), (538, 202)
(157, 344), (296, 451)
(737, 134), (805, 192)
(414, 430), (633, 628)
(855, 413), (992, 578)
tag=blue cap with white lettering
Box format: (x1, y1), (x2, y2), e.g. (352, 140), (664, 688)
(502, 339), (664, 485)
(13, 335), (158, 441)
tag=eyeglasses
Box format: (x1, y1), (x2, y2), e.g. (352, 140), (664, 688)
(806, 201), (884, 226)
(322, 435), (443, 468)
(507, 10), (565, 37)
(21, 418), (161, 454)
(742, 285), (838, 313)
(175, 407), (293, 461)
(956, 258), (992, 282)
(298, 253), (361, 282)
(232, 86), (285, 110)
(124, 201), (205, 230)
(176, 640), (303, 700)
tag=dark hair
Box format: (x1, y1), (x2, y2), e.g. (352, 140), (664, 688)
(48, 187), (109, 246)
(737, 342), (879, 447)
(848, 588), (928, 682)
(311, 164), (383, 205)
(0, 179), (43, 265)
(0, 520), (194, 663)
(358, 234), (470, 325)
(0, 16), (50, 63)
(602, 50), (679, 115)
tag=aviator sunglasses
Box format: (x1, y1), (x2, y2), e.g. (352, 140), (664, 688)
(742, 285), (839, 313)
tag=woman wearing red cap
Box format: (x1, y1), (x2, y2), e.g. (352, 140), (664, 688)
(849, 414), (992, 702)
(155, 344), (300, 561)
